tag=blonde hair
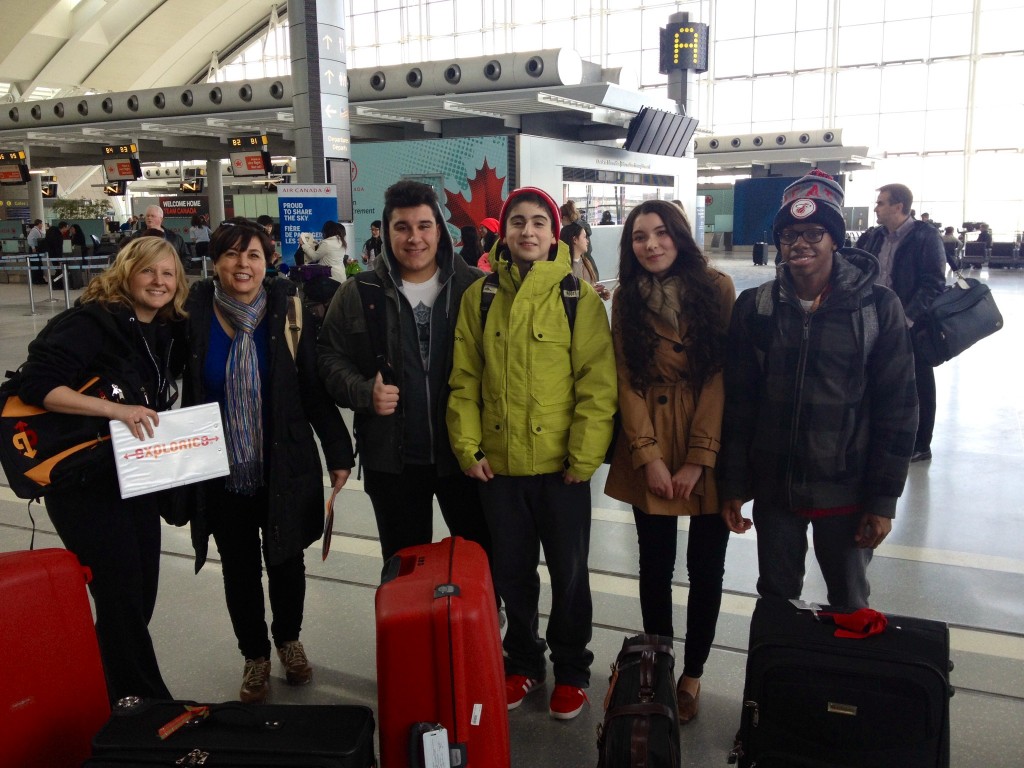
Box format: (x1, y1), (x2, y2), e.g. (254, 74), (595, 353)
(80, 236), (188, 320)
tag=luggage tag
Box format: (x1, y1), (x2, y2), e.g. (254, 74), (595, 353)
(409, 723), (451, 768)
(789, 598), (822, 615)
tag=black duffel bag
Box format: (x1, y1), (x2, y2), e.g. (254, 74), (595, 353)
(597, 634), (680, 768)
(913, 275), (1003, 367)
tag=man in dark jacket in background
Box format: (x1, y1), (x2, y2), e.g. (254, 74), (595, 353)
(316, 180), (492, 567)
(42, 221), (69, 286)
(720, 170), (918, 609)
(862, 183), (945, 462)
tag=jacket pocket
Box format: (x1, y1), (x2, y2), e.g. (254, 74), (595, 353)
(529, 322), (574, 407)
(529, 408), (573, 465)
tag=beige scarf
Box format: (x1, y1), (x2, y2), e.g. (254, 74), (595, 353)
(638, 275), (683, 335)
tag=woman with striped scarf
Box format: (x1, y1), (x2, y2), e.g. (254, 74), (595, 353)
(181, 219), (354, 704)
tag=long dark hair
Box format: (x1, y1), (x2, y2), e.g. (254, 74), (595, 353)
(616, 200), (726, 393)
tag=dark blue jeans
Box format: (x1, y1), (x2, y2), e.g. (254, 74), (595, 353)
(752, 500), (872, 609)
(481, 473), (593, 687)
(632, 509), (730, 679)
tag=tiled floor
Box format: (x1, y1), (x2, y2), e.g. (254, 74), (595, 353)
(1, 250), (1022, 766)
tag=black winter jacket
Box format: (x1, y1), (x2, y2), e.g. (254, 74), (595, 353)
(861, 220), (945, 323)
(719, 249), (918, 519)
(317, 205), (481, 476)
(181, 278), (353, 571)
(18, 301), (180, 493)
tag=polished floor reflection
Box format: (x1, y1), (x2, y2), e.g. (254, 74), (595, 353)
(1, 252), (1021, 767)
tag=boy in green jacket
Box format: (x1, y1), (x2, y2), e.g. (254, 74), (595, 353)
(447, 186), (617, 720)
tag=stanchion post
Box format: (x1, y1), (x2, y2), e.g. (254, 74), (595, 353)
(24, 256), (39, 315)
(62, 262), (71, 308)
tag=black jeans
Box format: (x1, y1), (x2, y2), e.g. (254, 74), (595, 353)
(481, 474), (593, 687)
(46, 483), (171, 703)
(207, 483), (305, 661)
(632, 508), (730, 679)
(364, 464), (492, 564)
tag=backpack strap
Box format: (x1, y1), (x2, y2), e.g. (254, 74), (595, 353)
(479, 271), (580, 333)
(284, 295), (302, 361)
(750, 281), (878, 370)
(354, 272), (395, 384)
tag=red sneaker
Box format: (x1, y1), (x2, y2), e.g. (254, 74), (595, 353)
(549, 684), (589, 720)
(505, 674), (542, 710)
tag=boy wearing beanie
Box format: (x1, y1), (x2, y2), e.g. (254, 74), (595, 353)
(718, 170), (918, 609)
(447, 187), (617, 720)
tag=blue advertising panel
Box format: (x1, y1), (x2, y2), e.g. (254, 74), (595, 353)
(276, 184), (340, 265)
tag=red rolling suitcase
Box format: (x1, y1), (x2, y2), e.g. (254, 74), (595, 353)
(375, 536), (509, 768)
(0, 548), (110, 768)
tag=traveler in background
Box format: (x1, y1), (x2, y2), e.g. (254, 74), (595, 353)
(190, 214), (212, 259)
(69, 223), (88, 255)
(135, 206), (188, 268)
(604, 199), (735, 725)
(720, 170), (918, 611)
(862, 183), (945, 463)
(920, 212), (940, 229)
(599, 211), (614, 225)
(361, 220), (383, 270)
(447, 186), (617, 721)
(255, 215), (282, 272)
(343, 253), (362, 278)
(559, 222), (609, 300)
(318, 180), (492, 566)
(42, 220), (69, 286)
(559, 200), (597, 278)
(181, 220), (354, 704)
(940, 226), (961, 273)
(479, 217), (500, 256)
(16, 236), (188, 703)
(459, 224), (483, 269)
(26, 219), (44, 252)
(300, 220), (347, 284)
(976, 222), (993, 245)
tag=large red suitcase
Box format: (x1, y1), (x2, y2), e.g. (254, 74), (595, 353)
(0, 548), (110, 767)
(375, 536), (509, 768)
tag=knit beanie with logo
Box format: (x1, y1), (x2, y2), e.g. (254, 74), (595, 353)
(772, 169), (846, 250)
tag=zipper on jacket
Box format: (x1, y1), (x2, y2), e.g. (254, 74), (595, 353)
(784, 310), (813, 508)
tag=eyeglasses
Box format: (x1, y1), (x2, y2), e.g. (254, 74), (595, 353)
(779, 228), (828, 245)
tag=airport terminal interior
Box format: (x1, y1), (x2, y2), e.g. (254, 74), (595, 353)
(2, 1), (1023, 766)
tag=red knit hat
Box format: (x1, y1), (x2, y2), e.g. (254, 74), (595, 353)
(498, 187), (562, 240)
(479, 217), (500, 234)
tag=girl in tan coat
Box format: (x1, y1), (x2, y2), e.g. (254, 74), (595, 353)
(604, 200), (735, 724)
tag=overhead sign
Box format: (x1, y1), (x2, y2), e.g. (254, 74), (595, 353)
(277, 184), (342, 265)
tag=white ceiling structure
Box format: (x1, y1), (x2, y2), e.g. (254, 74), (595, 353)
(0, 0), (869, 184)
(0, 0), (272, 97)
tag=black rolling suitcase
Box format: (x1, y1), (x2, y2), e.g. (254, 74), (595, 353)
(85, 699), (377, 767)
(596, 634), (680, 768)
(729, 598), (952, 768)
(752, 242), (767, 265)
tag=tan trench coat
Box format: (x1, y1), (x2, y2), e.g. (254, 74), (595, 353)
(604, 269), (735, 517)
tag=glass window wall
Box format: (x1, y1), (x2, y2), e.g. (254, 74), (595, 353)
(204, 0), (1022, 234)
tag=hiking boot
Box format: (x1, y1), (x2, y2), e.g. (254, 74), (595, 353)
(239, 657), (271, 704)
(549, 684), (589, 720)
(276, 640), (313, 686)
(506, 674), (542, 710)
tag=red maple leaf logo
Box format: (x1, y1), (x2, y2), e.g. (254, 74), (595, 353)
(445, 160), (507, 232)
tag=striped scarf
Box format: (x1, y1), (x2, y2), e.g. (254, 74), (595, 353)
(213, 282), (267, 495)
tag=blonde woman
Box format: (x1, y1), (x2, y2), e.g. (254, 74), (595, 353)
(17, 236), (189, 702)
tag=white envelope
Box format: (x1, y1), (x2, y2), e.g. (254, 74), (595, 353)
(109, 402), (230, 499)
